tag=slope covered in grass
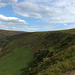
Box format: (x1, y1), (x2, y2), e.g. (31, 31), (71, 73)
(0, 30), (24, 50)
(0, 29), (75, 75)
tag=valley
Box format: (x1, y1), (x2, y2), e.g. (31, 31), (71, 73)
(0, 29), (75, 75)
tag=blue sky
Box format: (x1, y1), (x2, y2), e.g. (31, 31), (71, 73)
(0, 0), (75, 32)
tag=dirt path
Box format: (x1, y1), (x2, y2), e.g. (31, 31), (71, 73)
(62, 70), (75, 75)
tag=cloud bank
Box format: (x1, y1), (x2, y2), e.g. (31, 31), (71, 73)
(0, 0), (75, 31)
(1, 0), (75, 24)
(0, 14), (28, 30)
(0, 14), (27, 25)
(13, 0), (75, 24)
(0, 2), (7, 8)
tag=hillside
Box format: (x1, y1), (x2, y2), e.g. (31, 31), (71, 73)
(0, 30), (24, 50)
(0, 29), (75, 75)
(0, 30), (25, 36)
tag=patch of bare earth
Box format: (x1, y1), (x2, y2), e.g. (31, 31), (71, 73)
(62, 70), (75, 75)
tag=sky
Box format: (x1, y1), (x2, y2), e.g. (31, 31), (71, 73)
(0, 0), (75, 32)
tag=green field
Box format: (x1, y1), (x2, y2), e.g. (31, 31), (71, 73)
(0, 47), (33, 75)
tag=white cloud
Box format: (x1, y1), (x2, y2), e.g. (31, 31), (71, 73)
(13, 1), (62, 18)
(0, 25), (17, 30)
(66, 24), (75, 29)
(0, 14), (28, 26)
(0, 0), (18, 8)
(1, 0), (18, 5)
(0, 24), (22, 30)
(12, 0), (75, 23)
(0, 0), (75, 31)
(0, 14), (28, 31)
(0, 2), (7, 8)
(22, 25), (55, 32)
(64, 24), (67, 26)
(0, 25), (9, 29)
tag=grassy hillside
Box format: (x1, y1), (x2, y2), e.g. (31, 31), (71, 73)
(0, 30), (24, 36)
(0, 29), (75, 75)
(0, 30), (24, 50)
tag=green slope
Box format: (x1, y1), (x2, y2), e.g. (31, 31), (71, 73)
(0, 47), (33, 75)
(0, 29), (75, 75)
(0, 29), (24, 48)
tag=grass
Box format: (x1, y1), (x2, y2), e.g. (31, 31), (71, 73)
(0, 46), (33, 75)
(0, 28), (74, 75)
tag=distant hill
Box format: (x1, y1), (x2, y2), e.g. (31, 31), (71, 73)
(0, 29), (74, 75)
(0, 29), (25, 36)
(0, 29), (25, 53)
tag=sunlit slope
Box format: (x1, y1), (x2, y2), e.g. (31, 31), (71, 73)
(0, 29), (74, 75)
